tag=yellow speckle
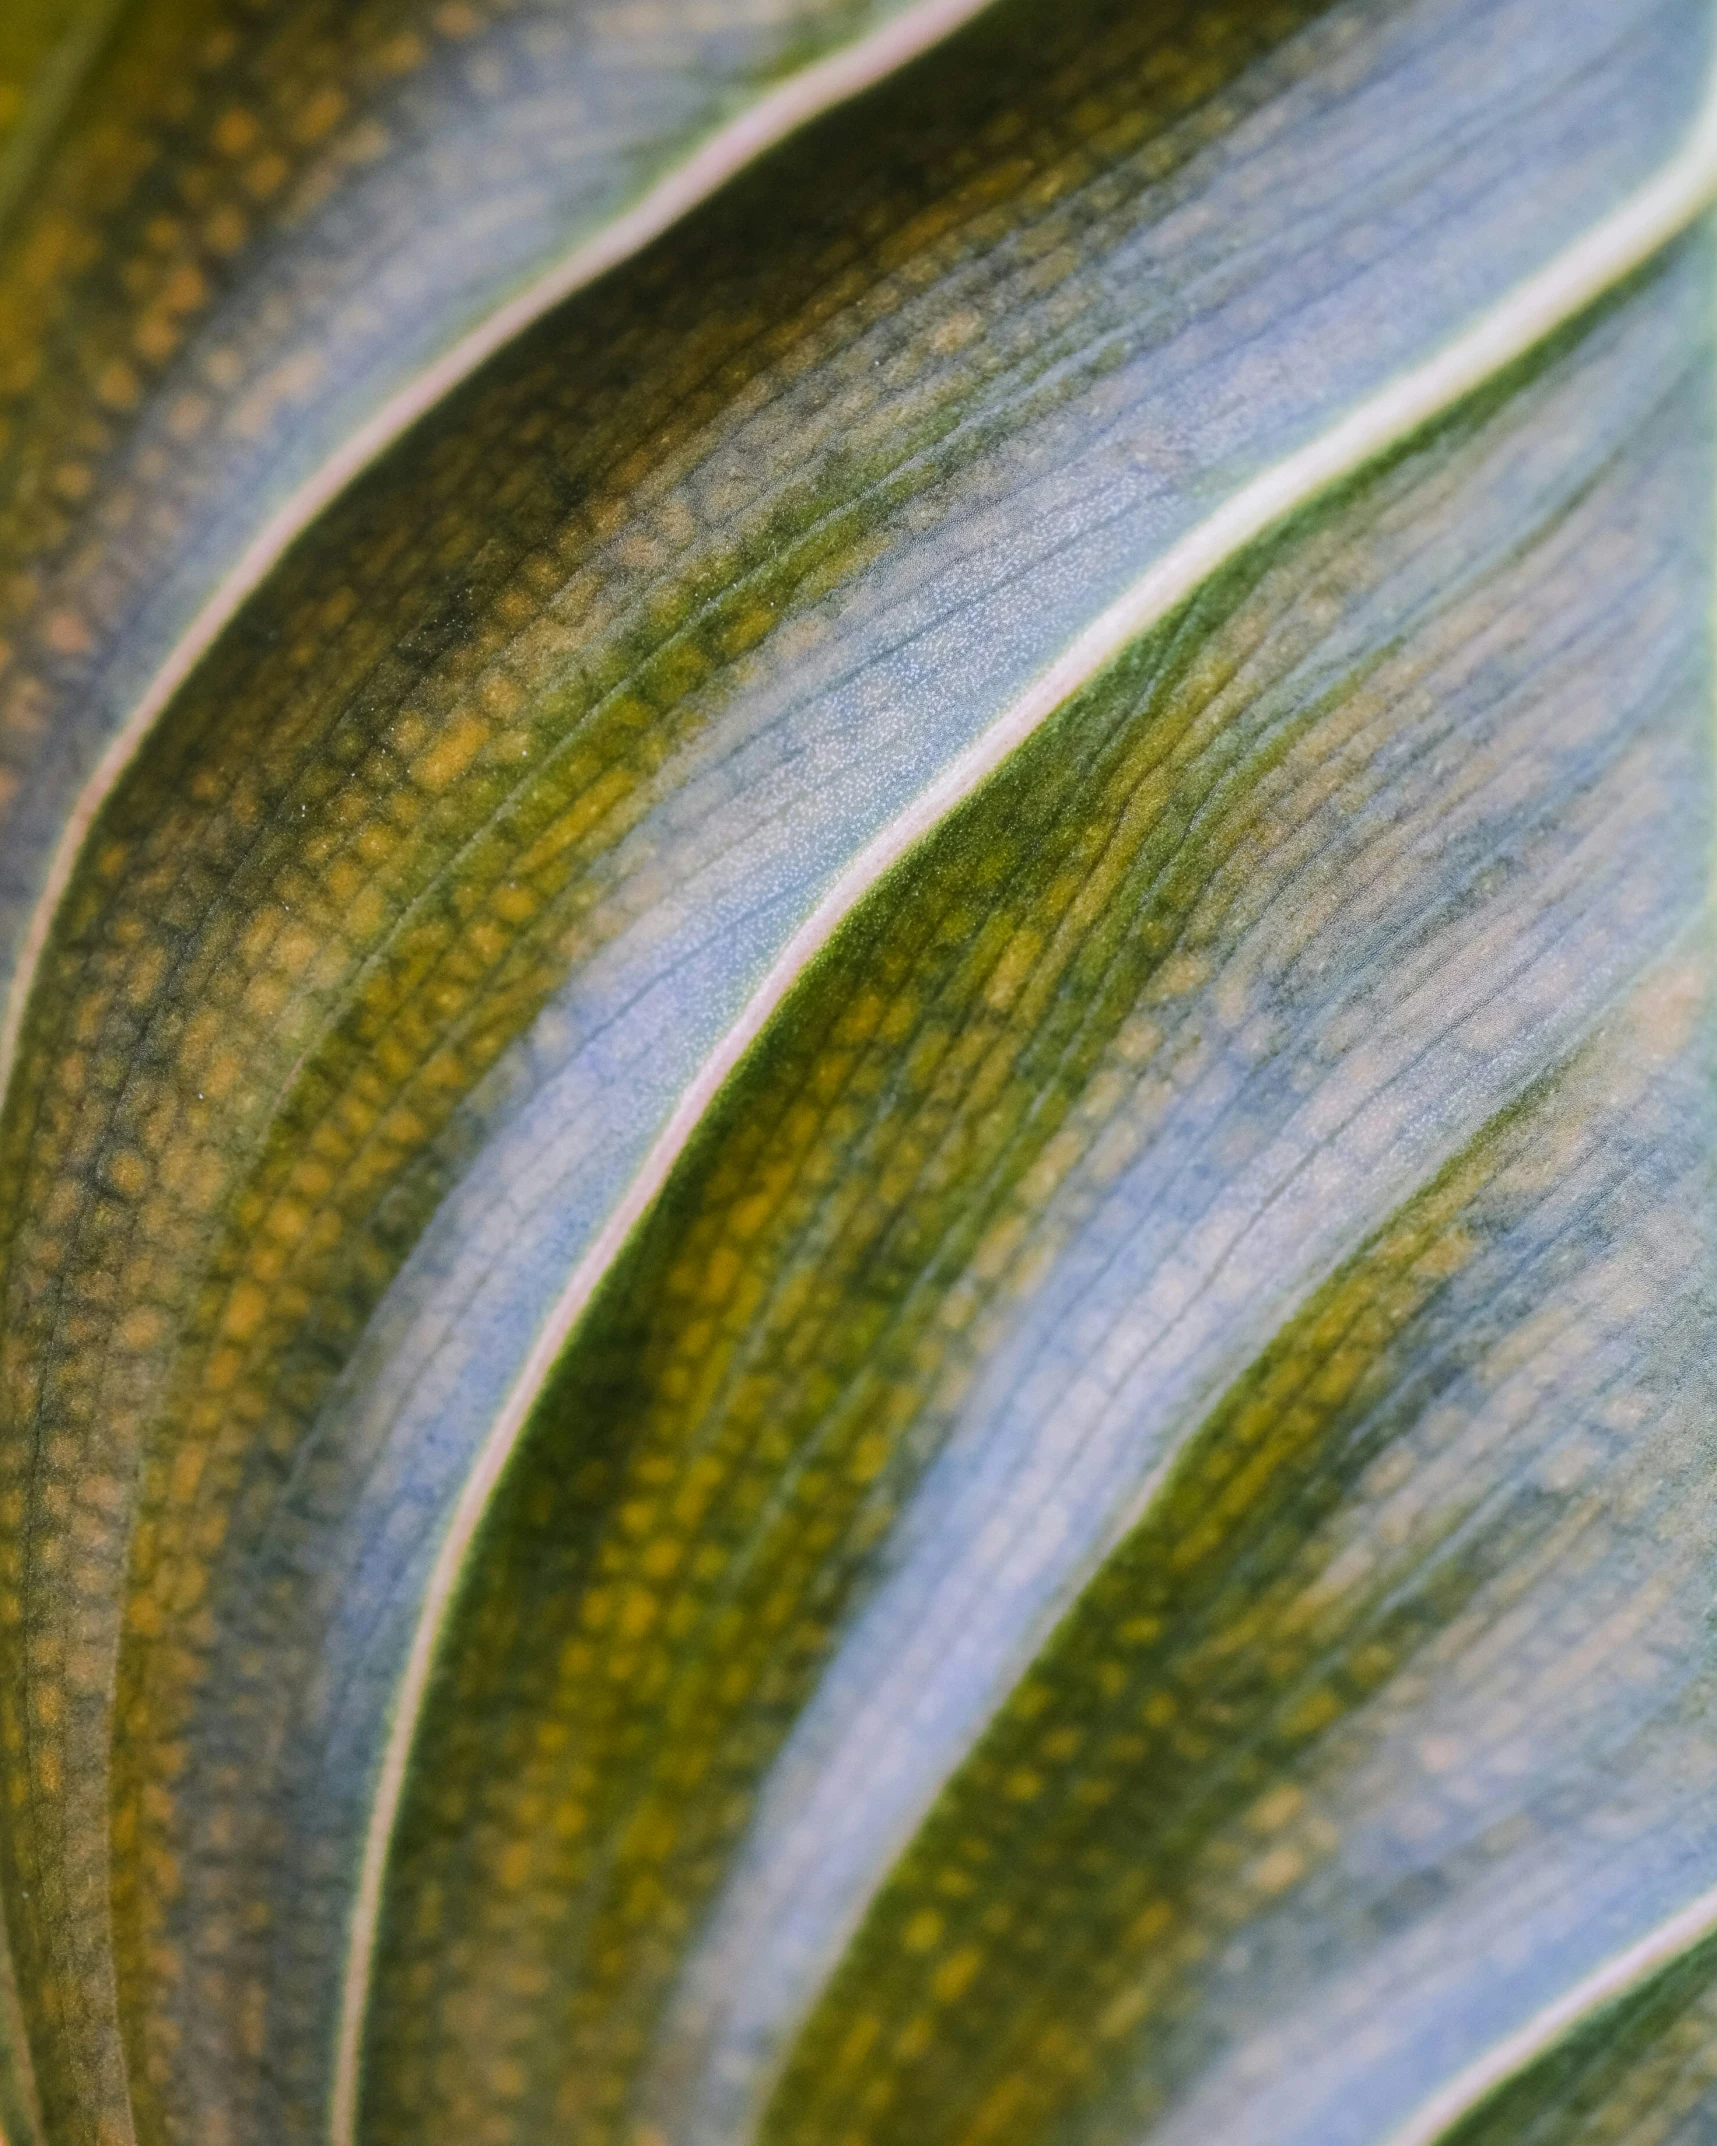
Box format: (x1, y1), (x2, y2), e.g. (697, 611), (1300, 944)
(1249, 1845), (1304, 1895)
(118, 1308), (165, 1351)
(244, 151), (290, 202)
(930, 1945), (983, 2003)
(108, 1152), (150, 1200)
(161, 262), (207, 314)
(167, 393), (211, 440)
(273, 924), (321, 975)
(1097, 1981), (1152, 2039)
(1246, 1783), (1303, 1833)
(95, 360), (140, 411)
(901, 1908), (943, 1953)
(414, 713), (489, 792)
(42, 609), (91, 656)
(213, 109), (261, 156)
(928, 310), (982, 355)
(639, 1537), (681, 1580)
(847, 1432), (890, 1485)
(291, 87), (349, 145)
(203, 205), (248, 256)
(1124, 1898), (1173, 1947)
(375, 31), (426, 72)
(223, 1283), (269, 1344)
(134, 312), (180, 364)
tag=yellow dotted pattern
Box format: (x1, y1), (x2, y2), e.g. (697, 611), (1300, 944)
(0, 3), (1338, 2138)
(361, 263), (1713, 2146)
(761, 963), (1715, 2146)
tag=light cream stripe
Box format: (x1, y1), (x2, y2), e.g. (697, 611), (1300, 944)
(328, 67), (1717, 2146)
(0, 0), (1001, 1120)
(1374, 1881), (1717, 2146)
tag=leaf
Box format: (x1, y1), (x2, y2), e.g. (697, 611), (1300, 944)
(0, 5), (1714, 2146)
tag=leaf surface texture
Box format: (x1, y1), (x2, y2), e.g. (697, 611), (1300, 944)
(0, 5), (1711, 2146)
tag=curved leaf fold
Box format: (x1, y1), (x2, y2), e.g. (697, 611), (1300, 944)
(364, 239), (1717, 2146)
(0, 5), (1711, 2146)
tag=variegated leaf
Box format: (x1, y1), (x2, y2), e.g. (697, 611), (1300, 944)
(1, 5), (1714, 2146)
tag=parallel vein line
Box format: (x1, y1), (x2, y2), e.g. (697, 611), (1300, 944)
(328, 61), (1717, 2145)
